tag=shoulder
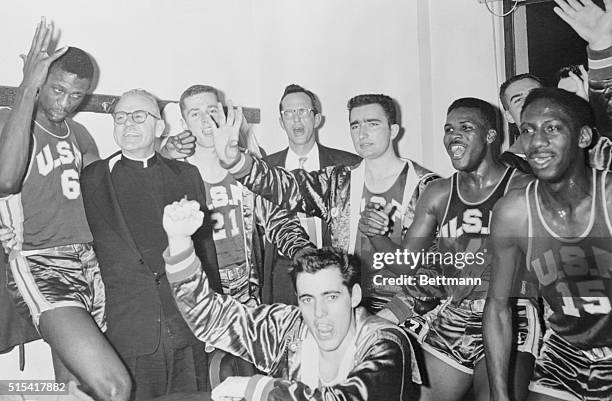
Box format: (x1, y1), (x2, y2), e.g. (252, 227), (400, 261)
(355, 308), (411, 350)
(405, 159), (440, 182)
(81, 156), (111, 182)
(66, 117), (89, 136)
(160, 156), (199, 174)
(507, 170), (535, 192)
(263, 148), (287, 166)
(319, 144), (362, 165)
(492, 186), (530, 233)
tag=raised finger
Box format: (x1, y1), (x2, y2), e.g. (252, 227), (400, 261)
(27, 19), (44, 56)
(47, 46), (68, 63)
(215, 102), (226, 126)
(225, 100), (235, 127)
(40, 20), (54, 54)
(553, 0), (574, 13)
(553, 6), (572, 26)
(565, 0), (586, 12)
(234, 106), (244, 131)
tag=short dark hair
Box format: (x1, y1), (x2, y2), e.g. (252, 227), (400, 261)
(49, 47), (94, 82)
(289, 247), (361, 293)
(522, 87), (594, 131)
(279, 84), (319, 115)
(179, 85), (220, 116)
(347, 94), (397, 126)
(447, 97), (500, 131)
(499, 73), (545, 110)
(448, 97), (502, 155)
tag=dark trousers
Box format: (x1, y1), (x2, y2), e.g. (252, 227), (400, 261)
(124, 338), (209, 401)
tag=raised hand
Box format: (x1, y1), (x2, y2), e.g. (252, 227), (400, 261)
(558, 65), (589, 100)
(162, 198), (204, 239)
(554, 0), (612, 50)
(20, 17), (68, 91)
(358, 201), (393, 237)
(207, 100), (243, 169)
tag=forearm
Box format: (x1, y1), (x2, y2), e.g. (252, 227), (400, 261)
(483, 299), (513, 401)
(268, 335), (416, 401)
(0, 86), (38, 195)
(588, 44), (612, 138)
(231, 152), (330, 218)
(164, 242), (298, 371)
(259, 199), (315, 258)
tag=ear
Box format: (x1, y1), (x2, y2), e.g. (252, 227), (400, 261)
(314, 113), (322, 129)
(350, 283), (362, 308)
(578, 125), (593, 149)
(486, 129), (497, 145)
(390, 124), (400, 140)
(155, 119), (166, 138)
(504, 109), (515, 124)
(279, 115), (287, 132)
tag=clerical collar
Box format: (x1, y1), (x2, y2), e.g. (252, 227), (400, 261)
(120, 152), (158, 169)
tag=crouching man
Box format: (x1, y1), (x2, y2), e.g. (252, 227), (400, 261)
(161, 198), (420, 401)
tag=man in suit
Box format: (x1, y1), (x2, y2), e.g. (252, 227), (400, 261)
(262, 84), (361, 304)
(81, 89), (220, 400)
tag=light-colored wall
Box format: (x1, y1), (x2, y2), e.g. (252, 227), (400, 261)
(0, 0), (503, 377)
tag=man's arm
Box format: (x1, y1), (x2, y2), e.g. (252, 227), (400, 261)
(163, 199), (300, 373)
(0, 20), (67, 196)
(554, 0), (612, 139)
(232, 153), (336, 219)
(270, 330), (416, 401)
(255, 196), (315, 258)
(483, 192), (527, 401)
(212, 325), (417, 401)
(209, 101), (335, 218)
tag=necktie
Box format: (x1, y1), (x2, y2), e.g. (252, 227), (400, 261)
(298, 156), (307, 169)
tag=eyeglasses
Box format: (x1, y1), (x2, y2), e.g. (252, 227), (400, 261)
(280, 108), (314, 119)
(112, 110), (161, 125)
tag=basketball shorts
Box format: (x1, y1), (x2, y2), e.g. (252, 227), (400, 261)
(529, 330), (612, 401)
(404, 298), (540, 374)
(6, 243), (106, 332)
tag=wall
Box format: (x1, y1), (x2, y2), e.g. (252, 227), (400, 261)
(0, 0), (503, 377)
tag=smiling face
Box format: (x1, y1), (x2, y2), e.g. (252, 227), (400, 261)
(181, 91), (220, 148)
(520, 98), (589, 182)
(443, 107), (492, 172)
(349, 103), (399, 160)
(37, 68), (90, 124)
(296, 266), (360, 354)
(113, 92), (164, 159)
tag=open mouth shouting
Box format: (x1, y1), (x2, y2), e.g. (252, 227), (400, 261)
(448, 140), (467, 159)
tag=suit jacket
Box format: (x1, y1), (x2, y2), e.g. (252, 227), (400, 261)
(264, 144), (361, 246)
(260, 144), (361, 304)
(81, 152), (221, 358)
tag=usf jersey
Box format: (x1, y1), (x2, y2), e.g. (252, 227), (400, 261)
(526, 169), (612, 349)
(437, 168), (515, 301)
